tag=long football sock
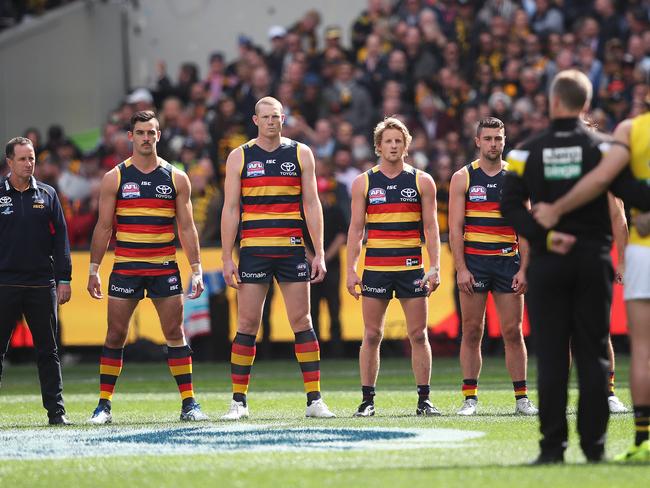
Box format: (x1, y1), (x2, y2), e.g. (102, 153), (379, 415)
(513, 380), (528, 400)
(417, 384), (430, 403)
(462, 378), (478, 401)
(608, 371), (616, 397)
(231, 332), (256, 406)
(99, 346), (123, 407)
(362, 385), (376, 404)
(294, 328), (321, 405)
(634, 406), (650, 446)
(167, 344), (195, 407)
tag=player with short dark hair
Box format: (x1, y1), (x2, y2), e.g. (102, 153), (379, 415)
(87, 111), (208, 424)
(449, 117), (537, 417)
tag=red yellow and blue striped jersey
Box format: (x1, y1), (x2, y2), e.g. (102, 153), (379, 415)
(629, 112), (650, 247)
(113, 158), (178, 276)
(463, 160), (518, 256)
(240, 138), (304, 256)
(363, 164), (423, 272)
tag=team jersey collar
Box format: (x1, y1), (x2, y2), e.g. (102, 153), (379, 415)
(4, 174), (37, 191)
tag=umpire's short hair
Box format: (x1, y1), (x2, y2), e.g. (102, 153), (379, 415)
(130, 110), (159, 131)
(550, 69), (593, 112)
(476, 117), (505, 137)
(5, 137), (34, 159)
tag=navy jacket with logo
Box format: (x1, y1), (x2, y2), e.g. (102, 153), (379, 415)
(0, 175), (72, 286)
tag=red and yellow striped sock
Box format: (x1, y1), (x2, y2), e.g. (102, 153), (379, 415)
(99, 346), (123, 405)
(608, 371), (616, 397)
(167, 345), (195, 407)
(462, 379), (478, 400)
(231, 332), (256, 404)
(294, 328), (321, 405)
(513, 380), (528, 400)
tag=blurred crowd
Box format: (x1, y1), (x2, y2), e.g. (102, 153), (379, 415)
(3, 0), (650, 249)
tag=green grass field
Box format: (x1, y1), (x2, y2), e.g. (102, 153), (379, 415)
(0, 356), (646, 487)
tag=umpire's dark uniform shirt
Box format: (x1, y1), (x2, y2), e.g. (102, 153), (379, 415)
(501, 117), (650, 461)
(0, 174), (71, 419)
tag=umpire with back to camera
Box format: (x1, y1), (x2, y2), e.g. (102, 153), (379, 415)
(501, 69), (650, 464)
(0, 137), (72, 425)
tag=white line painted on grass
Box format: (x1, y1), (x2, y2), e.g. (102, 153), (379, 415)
(0, 425), (484, 459)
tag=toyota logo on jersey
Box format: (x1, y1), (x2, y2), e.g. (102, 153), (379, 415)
(468, 185), (487, 202)
(401, 188), (417, 199)
(281, 162), (296, 172)
(368, 187), (387, 204)
(247, 161), (265, 177)
(156, 185), (172, 195)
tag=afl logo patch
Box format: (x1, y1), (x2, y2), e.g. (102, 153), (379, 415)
(122, 182), (140, 199)
(167, 275), (178, 284)
(401, 188), (417, 199)
(368, 187), (387, 204)
(296, 262), (308, 271)
(156, 185), (172, 195)
(468, 185), (487, 202)
(281, 162), (296, 172)
(247, 161), (265, 177)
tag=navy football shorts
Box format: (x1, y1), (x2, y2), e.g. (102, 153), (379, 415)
(108, 269), (183, 299)
(465, 254), (520, 293)
(361, 268), (427, 299)
(238, 249), (310, 283)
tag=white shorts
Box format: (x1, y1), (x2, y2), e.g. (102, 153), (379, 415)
(624, 245), (650, 301)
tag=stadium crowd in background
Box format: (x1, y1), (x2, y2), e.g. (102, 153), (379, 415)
(3, 0), (649, 259)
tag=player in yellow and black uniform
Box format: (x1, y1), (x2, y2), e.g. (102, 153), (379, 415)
(220, 97), (335, 420)
(347, 117), (441, 417)
(531, 89), (650, 463)
(87, 111), (208, 424)
(449, 118), (537, 418)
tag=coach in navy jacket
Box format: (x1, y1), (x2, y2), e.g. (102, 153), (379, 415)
(0, 136), (72, 425)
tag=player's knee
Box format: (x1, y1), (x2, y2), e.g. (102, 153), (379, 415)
(501, 324), (523, 344)
(288, 314), (311, 332)
(461, 323), (483, 346)
(162, 325), (184, 342)
(364, 328), (383, 347)
(408, 327), (428, 346)
(105, 328), (128, 348)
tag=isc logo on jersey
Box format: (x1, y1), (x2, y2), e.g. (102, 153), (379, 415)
(247, 161), (265, 177)
(369, 187), (387, 204)
(122, 182), (140, 199)
(468, 185), (487, 202)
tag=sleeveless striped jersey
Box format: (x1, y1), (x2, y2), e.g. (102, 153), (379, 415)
(629, 112), (650, 247)
(364, 164), (423, 272)
(113, 158), (178, 276)
(463, 160), (518, 256)
(240, 138), (304, 256)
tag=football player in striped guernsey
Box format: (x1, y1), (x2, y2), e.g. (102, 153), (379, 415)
(220, 97), (335, 420)
(347, 117), (442, 417)
(448, 117), (537, 417)
(87, 111), (208, 423)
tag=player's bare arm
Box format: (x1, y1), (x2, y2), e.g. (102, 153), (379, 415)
(174, 168), (204, 299)
(346, 173), (367, 300)
(418, 171), (441, 295)
(448, 167), (475, 295)
(87, 168), (119, 299)
(299, 143), (326, 283)
(221, 147), (244, 288)
(608, 193), (628, 283)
